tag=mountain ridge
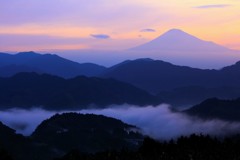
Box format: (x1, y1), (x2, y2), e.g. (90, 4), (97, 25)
(0, 72), (159, 109)
(0, 51), (106, 78)
(184, 97), (240, 121)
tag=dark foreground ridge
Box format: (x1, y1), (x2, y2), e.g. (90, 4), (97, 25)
(0, 113), (143, 160)
(55, 134), (240, 160)
(0, 72), (160, 110)
(32, 113), (143, 153)
(1, 113), (240, 160)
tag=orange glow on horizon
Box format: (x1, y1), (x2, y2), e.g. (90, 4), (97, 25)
(0, 0), (240, 51)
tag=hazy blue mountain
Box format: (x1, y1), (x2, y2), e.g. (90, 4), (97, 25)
(32, 113), (143, 153)
(157, 86), (240, 107)
(185, 98), (240, 122)
(0, 65), (43, 77)
(0, 51), (41, 67)
(0, 51), (106, 78)
(221, 61), (240, 74)
(102, 58), (218, 93)
(102, 58), (240, 106)
(0, 72), (159, 109)
(102, 58), (240, 92)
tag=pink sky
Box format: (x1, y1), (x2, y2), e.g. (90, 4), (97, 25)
(0, 0), (240, 51)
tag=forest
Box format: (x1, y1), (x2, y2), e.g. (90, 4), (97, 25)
(2, 134), (240, 160)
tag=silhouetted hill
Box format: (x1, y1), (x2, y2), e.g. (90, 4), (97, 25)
(102, 58), (240, 106)
(32, 113), (143, 153)
(0, 65), (43, 77)
(221, 61), (240, 74)
(0, 121), (55, 160)
(185, 98), (240, 121)
(0, 52), (106, 78)
(102, 58), (218, 93)
(157, 86), (240, 107)
(0, 72), (159, 109)
(0, 121), (15, 136)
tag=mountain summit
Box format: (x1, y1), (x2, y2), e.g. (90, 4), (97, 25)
(130, 29), (228, 52)
(128, 28), (240, 69)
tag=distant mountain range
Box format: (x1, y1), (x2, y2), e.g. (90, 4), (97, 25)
(2, 50), (240, 107)
(1, 28), (240, 107)
(102, 58), (240, 92)
(0, 72), (159, 109)
(101, 58), (240, 106)
(185, 98), (240, 122)
(0, 51), (106, 78)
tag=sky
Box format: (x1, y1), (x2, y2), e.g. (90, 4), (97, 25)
(0, 0), (240, 52)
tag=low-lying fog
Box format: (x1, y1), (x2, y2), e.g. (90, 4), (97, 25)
(1, 104), (240, 140)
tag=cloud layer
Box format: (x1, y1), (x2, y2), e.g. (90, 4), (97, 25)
(81, 105), (240, 140)
(140, 29), (156, 32)
(194, 4), (231, 9)
(90, 34), (110, 39)
(1, 105), (240, 140)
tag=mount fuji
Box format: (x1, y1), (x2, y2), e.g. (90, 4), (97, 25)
(128, 29), (240, 69)
(131, 29), (229, 52)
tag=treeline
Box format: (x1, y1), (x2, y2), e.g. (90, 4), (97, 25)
(55, 134), (240, 160)
(2, 134), (240, 160)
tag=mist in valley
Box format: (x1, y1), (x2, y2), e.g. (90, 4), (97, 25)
(1, 104), (240, 140)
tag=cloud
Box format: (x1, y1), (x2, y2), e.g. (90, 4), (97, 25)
(140, 28), (156, 32)
(81, 105), (240, 140)
(194, 4), (231, 9)
(0, 108), (56, 135)
(1, 105), (240, 140)
(90, 34), (110, 39)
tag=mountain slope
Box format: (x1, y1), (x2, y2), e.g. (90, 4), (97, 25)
(102, 58), (219, 93)
(128, 29), (240, 69)
(131, 29), (229, 52)
(0, 52), (106, 78)
(102, 58), (240, 92)
(32, 113), (143, 153)
(185, 98), (240, 121)
(0, 72), (159, 109)
(157, 86), (240, 107)
(0, 121), (55, 160)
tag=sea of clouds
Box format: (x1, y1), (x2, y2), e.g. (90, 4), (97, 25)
(0, 104), (240, 140)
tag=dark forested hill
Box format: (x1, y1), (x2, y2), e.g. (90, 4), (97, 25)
(0, 52), (106, 78)
(32, 113), (143, 153)
(184, 98), (240, 121)
(0, 121), (55, 160)
(0, 72), (159, 109)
